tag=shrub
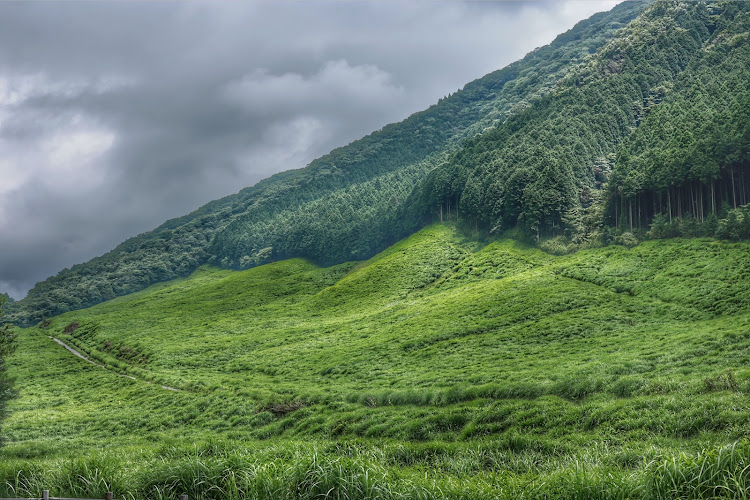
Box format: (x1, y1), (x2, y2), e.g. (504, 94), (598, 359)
(540, 236), (576, 255)
(613, 231), (639, 248)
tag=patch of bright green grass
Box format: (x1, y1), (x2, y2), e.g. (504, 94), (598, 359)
(2, 224), (749, 498)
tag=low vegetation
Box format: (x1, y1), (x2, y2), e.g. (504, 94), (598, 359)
(1, 224), (748, 498)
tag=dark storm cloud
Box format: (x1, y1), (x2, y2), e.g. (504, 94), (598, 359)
(0, 1), (621, 299)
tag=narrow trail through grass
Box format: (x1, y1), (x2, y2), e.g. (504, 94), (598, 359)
(50, 336), (181, 392)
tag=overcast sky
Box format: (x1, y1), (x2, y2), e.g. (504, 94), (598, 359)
(0, 0), (622, 299)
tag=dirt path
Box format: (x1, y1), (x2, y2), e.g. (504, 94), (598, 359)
(50, 336), (180, 391)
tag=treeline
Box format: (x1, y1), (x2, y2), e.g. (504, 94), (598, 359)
(209, 158), (434, 267)
(416, 0), (715, 242)
(8, 212), (225, 325)
(416, 0), (750, 252)
(609, 2), (750, 232)
(646, 203), (750, 242)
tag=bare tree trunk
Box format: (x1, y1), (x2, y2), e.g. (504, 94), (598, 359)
(692, 183), (697, 218)
(741, 170), (747, 206)
(639, 195), (643, 229)
(615, 194), (619, 229)
(711, 179), (716, 214)
(629, 200), (633, 232)
(668, 187), (672, 223)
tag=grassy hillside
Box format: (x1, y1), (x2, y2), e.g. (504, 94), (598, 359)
(2, 224), (748, 498)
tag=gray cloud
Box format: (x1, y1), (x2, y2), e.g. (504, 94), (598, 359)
(0, 0), (621, 299)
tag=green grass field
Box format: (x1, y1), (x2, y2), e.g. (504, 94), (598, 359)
(1, 224), (749, 499)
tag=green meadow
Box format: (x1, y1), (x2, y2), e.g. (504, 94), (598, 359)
(1, 224), (749, 499)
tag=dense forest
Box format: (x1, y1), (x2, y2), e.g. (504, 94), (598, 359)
(609, 1), (750, 234)
(6, 0), (750, 326)
(417, 0), (749, 242)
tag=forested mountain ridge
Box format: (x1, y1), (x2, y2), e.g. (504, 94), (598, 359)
(6, 0), (648, 326)
(205, 0), (650, 267)
(8, 1), (750, 327)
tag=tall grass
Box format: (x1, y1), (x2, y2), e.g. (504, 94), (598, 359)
(2, 225), (749, 498)
(1, 441), (747, 499)
(646, 441), (750, 499)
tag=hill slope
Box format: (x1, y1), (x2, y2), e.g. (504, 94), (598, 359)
(2, 224), (748, 498)
(6, 0), (650, 326)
